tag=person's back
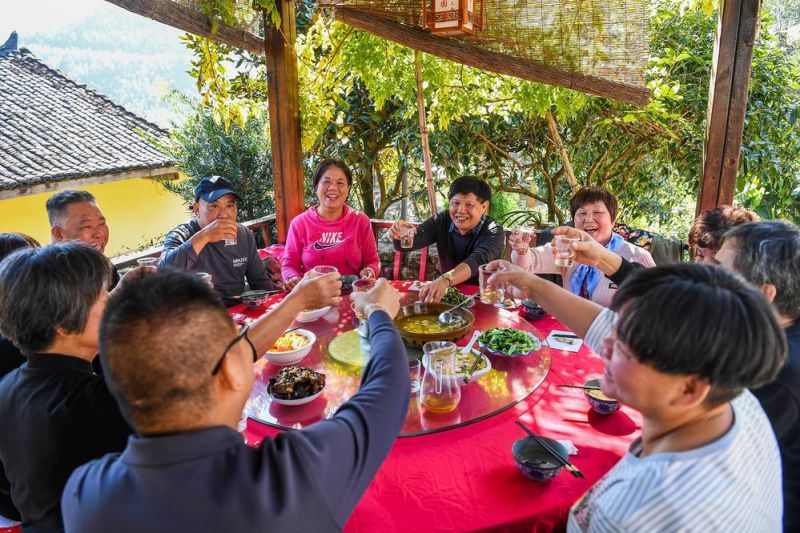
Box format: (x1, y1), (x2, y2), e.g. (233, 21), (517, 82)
(0, 244), (131, 532)
(62, 273), (409, 532)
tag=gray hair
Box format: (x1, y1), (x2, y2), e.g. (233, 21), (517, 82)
(721, 220), (800, 321)
(0, 243), (111, 353)
(46, 190), (97, 227)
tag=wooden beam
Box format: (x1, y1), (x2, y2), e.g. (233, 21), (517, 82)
(266, 0), (305, 242)
(334, 7), (650, 107)
(104, 0), (267, 55)
(698, 0), (760, 213)
(0, 166), (179, 200)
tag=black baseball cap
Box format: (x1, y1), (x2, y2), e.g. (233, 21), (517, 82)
(194, 176), (240, 202)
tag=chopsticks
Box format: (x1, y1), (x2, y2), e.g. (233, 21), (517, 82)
(515, 421), (584, 478)
(557, 384), (602, 391)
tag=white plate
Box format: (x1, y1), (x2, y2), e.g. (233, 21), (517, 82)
(268, 388), (324, 406)
(264, 329), (316, 365)
(295, 306), (331, 323)
(421, 350), (492, 384)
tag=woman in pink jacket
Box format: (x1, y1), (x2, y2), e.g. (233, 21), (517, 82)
(282, 159), (381, 289)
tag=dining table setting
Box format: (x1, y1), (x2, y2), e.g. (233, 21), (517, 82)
(230, 278), (643, 532)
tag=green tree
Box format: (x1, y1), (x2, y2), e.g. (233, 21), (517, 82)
(153, 94), (275, 222)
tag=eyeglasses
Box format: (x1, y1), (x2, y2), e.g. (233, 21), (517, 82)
(211, 324), (258, 375)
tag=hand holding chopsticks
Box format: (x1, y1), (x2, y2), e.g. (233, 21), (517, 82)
(515, 421), (584, 478)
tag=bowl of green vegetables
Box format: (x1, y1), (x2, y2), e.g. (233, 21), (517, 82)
(440, 287), (476, 309)
(478, 328), (541, 358)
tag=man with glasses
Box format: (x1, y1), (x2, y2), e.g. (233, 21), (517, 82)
(389, 176), (505, 302)
(62, 271), (411, 532)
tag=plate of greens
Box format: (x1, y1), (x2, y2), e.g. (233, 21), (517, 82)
(478, 328), (541, 358)
(440, 287), (476, 308)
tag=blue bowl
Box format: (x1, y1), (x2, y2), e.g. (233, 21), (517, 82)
(340, 275), (359, 292)
(584, 378), (620, 414)
(512, 436), (567, 481)
(521, 299), (546, 320)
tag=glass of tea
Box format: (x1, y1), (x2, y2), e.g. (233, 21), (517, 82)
(478, 264), (504, 305)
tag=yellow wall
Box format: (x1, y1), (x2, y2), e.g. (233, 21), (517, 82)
(0, 177), (192, 256)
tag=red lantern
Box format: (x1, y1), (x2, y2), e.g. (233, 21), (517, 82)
(423, 0), (484, 36)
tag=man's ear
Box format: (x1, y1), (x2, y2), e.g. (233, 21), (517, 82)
(51, 226), (63, 243)
(759, 283), (778, 304)
(192, 201), (199, 217)
(672, 375), (711, 409)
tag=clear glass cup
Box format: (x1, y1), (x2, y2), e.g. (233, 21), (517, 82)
(553, 236), (579, 267)
(351, 278), (376, 321)
(409, 359), (422, 395)
(478, 264), (504, 305)
(137, 257), (158, 268)
(196, 271), (213, 288)
(400, 226), (415, 249)
(307, 265), (338, 278)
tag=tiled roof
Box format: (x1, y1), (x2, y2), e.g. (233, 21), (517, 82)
(0, 47), (174, 192)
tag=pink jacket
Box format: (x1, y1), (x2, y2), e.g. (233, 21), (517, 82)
(281, 205), (381, 280)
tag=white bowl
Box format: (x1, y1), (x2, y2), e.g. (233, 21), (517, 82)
(295, 306), (332, 323)
(269, 388), (324, 406)
(264, 329), (316, 365)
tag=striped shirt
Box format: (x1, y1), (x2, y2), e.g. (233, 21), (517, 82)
(569, 309), (784, 532)
(511, 240), (654, 307)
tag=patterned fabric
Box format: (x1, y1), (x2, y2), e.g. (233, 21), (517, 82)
(613, 223), (654, 251)
(569, 232), (625, 299)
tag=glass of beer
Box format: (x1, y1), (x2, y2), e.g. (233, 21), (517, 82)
(400, 226), (415, 249)
(478, 264), (504, 305)
(553, 235), (579, 267)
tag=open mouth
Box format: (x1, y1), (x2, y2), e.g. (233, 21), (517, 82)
(454, 215), (470, 224)
(325, 194), (340, 201)
(583, 225), (600, 238)
(91, 243), (105, 252)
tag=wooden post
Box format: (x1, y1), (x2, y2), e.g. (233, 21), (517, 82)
(698, 0), (760, 213)
(266, 0), (305, 242)
(415, 51), (438, 216)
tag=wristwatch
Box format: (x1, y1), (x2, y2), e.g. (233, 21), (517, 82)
(442, 270), (455, 287)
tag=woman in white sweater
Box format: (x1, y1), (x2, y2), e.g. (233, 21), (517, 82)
(509, 187), (654, 307)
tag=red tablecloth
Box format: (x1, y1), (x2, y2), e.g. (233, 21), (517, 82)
(242, 284), (642, 532)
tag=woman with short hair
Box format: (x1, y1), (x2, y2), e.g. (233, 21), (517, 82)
(281, 159), (381, 289)
(509, 187), (654, 306)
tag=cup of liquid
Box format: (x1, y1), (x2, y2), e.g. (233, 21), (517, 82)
(478, 264), (504, 305)
(553, 236), (579, 267)
(400, 226), (415, 249)
(136, 257), (158, 268)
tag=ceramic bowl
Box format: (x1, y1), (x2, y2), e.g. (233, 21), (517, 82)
(584, 378), (620, 414)
(241, 290), (270, 309)
(478, 331), (540, 358)
(340, 275), (359, 292)
(269, 387), (324, 406)
(512, 436), (567, 481)
(296, 306), (332, 323)
(520, 299), (547, 320)
(394, 302), (474, 348)
(264, 329), (316, 366)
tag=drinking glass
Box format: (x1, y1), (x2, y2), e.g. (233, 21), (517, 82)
(553, 236), (579, 267)
(137, 257), (158, 268)
(400, 226), (415, 249)
(307, 265), (338, 278)
(409, 359), (421, 395)
(351, 278), (376, 322)
(478, 264), (504, 305)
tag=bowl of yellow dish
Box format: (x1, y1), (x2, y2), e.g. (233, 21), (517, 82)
(584, 378), (620, 414)
(393, 302), (474, 348)
(265, 330), (316, 366)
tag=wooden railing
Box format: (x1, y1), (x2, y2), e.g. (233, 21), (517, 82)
(370, 219), (428, 281)
(112, 214), (277, 269)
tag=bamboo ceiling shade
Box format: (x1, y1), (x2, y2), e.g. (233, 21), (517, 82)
(323, 0), (650, 105)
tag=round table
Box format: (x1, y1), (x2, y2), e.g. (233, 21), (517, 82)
(232, 282), (643, 531)
(236, 281), (551, 436)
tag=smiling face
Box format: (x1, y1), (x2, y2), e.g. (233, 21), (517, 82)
(52, 201), (109, 254)
(448, 192), (489, 234)
(574, 201), (614, 244)
(194, 193), (238, 228)
(315, 166), (350, 213)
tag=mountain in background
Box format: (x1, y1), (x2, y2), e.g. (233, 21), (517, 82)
(15, 9), (196, 127)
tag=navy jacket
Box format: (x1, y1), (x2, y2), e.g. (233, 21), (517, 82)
(62, 312), (410, 532)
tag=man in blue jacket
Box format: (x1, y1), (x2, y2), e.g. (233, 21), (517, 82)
(61, 272), (409, 532)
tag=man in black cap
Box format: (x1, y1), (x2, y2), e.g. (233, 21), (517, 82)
(159, 176), (274, 305)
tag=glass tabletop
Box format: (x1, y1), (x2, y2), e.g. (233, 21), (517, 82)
(241, 282), (551, 437)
